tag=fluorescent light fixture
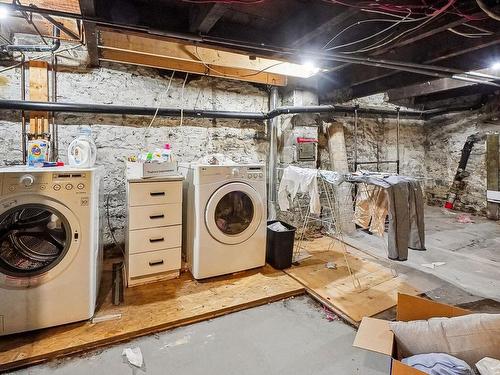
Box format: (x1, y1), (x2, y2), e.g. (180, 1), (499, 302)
(0, 5), (8, 19)
(492, 61), (500, 70)
(276, 61), (321, 78)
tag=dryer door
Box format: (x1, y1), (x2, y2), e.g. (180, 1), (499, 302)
(0, 197), (80, 286)
(205, 182), (263, 245)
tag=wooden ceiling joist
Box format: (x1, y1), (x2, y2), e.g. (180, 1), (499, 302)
(189, 3), (227, 34)
(98, 30), (288, 86)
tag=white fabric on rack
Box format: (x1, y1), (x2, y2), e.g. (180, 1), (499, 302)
(278, 166), (321, 215)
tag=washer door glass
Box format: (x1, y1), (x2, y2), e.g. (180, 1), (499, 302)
(214, 191), (254, 235)
(0, 204), (71, 277)
(205, 182), (263, 245)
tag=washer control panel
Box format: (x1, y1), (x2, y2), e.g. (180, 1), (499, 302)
(1, 171), (90, 196)
(246, 166), (264, 180)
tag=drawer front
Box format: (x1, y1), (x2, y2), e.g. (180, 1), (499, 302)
(128, 226), (181, 254)
(128, 181), (182, 207)
(128, 203), (182, 230)
(128, 248), (181, 278)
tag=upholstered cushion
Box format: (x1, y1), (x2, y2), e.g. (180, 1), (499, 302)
(389, 314), (500, 366)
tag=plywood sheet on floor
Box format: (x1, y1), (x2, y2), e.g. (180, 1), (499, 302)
(0, 261), (304, 371)
(285, 237), (420, 325)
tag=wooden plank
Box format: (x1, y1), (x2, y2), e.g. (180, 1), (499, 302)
(0, 261), (303, 371)
(284, 237), (420, 324)
(189, 3), (227, 33)
(28, 60), (49, 137)
(486, 134), (500, 220)
(99, 30), (298, 80)
(0, 0), (81, 14)
(99, 48), (287, 86)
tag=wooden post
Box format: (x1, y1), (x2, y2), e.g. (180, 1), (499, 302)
(28, 61), (49, 138)
(486, 134), (500, 220)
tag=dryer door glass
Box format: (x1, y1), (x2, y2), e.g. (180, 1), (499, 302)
(214, 191), (254, 235)
(0, 204), (71, 277)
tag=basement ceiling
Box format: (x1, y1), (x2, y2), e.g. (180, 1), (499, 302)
(1, 0), (500, 106)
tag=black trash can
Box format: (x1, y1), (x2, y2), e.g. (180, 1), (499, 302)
(266, 220), (296, 270)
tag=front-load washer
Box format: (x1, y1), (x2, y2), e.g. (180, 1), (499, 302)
(181, 163), (266, 279)
(0, 166), (103, 336)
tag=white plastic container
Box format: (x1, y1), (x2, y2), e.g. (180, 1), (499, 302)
(67, 128), (97, 167)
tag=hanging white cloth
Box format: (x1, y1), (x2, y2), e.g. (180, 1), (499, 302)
(278, 166), (321, 215)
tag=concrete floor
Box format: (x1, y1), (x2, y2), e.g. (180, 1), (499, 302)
(7, 296), (390, 375)
(6, 206), (498, 374)
(344, 206), (500, 301)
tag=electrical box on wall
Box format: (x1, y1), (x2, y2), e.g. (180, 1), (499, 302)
(296, 137), (317, 161)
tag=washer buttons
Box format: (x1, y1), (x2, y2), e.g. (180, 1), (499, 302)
(65, 183), (73, 190)
(53, 184), (61, 191)
(259, 173), (263, 178)
(40, 185), (46, 190)
(8, 185), (15, 192)
(77, 183), (85, 190)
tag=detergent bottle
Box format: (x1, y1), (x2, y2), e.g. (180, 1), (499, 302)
(67, 128), (97, 167)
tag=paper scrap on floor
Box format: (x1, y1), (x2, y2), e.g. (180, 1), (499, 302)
(122, 347), (143, 368)
(421, 262), (446, 269)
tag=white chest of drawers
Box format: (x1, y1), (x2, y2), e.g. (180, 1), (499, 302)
(125, 176), (183, 287)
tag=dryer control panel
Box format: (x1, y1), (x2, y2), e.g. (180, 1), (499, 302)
(1, 171), (91, 196)
(196, 164), (265, 185)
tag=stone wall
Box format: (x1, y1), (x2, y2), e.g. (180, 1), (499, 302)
(424, 98), (500, 214)
(0, 63), (269, 247)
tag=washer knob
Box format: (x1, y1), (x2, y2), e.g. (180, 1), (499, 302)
(20, 174), (34, 187)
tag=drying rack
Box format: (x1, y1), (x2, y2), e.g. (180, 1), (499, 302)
(279, 167), (400, 291)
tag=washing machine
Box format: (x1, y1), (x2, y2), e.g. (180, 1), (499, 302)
(0, 166), (103, 336)
(181, 163), (266, 279)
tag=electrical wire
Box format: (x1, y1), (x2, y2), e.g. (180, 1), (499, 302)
(142, 69), (175, 151)
(193, 45), (284, 79)
(336, 0), (455, 54)
(323, 9), (428, 51)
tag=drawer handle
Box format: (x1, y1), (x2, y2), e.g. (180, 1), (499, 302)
(149, 214), (165, 219)
(149, 237), (165, 243)
(150, 192), (165, 197)
(149, 260), (164, 267)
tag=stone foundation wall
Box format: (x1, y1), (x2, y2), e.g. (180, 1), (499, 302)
(424, 98), (500, 214)
(0, 63), (269, 247)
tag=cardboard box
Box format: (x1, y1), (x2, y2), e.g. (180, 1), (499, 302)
(353, 293), (471, 375)
(126, 161), (178, 179)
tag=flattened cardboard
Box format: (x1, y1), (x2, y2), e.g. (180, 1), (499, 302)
(353, 317), (394, 356)
(396, 293), (470, 322)
(353, 293), (472, 375)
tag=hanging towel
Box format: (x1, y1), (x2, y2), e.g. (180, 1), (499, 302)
(278, 166), (321, 215)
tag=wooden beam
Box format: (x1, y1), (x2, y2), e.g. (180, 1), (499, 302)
(292, 9), (356, 47)
(189, 3), (227, 34)
(486, 134), (500, 220)
(99, 49), (287, 86)
(98, 30), (298, 84)
(28, 61), (49, 137)
(79, 0), (98, 66)
(0, 0), (81, 14)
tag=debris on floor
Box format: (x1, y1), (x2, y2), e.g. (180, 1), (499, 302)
(421, 262), (447, 269)
(91, 314), (122, 324)
(456, 213), (474, 224)
(325, 261), (337, 269)
(122, 347), (143, 368)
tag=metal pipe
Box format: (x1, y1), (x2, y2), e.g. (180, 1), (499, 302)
(3, 26), (60, 52)
(355, 161), (399, 165)
(396, 107), (400, 174)
(0, 99), (480, 120)
(268, 87), (279, 219)
(353, 106), (358, 172)
(20, 57), (26, 164)
(51, 53), (58, 161)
